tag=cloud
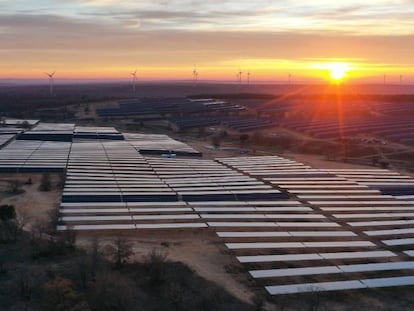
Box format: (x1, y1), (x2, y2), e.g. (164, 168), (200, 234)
(3, 1), (414, 34)
(1, 13), (413, 66)
(1, 1), (413, 78)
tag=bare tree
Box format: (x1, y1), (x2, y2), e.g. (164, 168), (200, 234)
(144, 248), (168, 284)
(166, 281), (186, 311)
(211, 136), (222, 149)
(6, 180), (23, 194)
(239, 134), (249, 144)
(29, 219), (49, 241)
(87, 272), (141, 311)
(16, 207), (31, 231)
(42, 277), (81, 311)
(16, 269), (34, 302)
(252, 295), (265, 311)
(90, 238), (101, 282)
(303, 285), (325, 311)
(39, 173), (52, 192)
(57, 170), (66, 189)
(104, 238), (134, 268)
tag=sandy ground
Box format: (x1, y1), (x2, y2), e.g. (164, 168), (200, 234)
(76, 229), (259, 305)
(0, 173), (62, 228)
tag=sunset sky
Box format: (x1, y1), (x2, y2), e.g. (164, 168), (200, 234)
(1, 0), (414, 82)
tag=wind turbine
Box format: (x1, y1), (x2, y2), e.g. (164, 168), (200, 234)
(289, 73), (292, 84)
(247, 71), (251, 84)
(130, 69), (137, 92)
(383, 74), (387, 85)
(192, 66), (198, 84)
(45, 71), (55, 96)
(237, 69), (243, 84)
(400, 75), (403, 85)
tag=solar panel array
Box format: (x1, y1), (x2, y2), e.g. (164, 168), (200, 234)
(2, 118), (39, 126)
(216, 156), (414, 295)
(281, 115), (414, 145)
(73, 126), (124, 140)
(63, 141), (177, 203)
(96, 98), (244, 117)
(0, 140), (71, 172)
(124, 133), (201, 156)
(169, 116), (276, 132)
(320, 168), (414, 197)
(145, 157), (286, 201)
(59, 153), (288, 230)
(0, 134), (16, 147)
(3, 120), (414, 296)
(18, 123), (75, 142)
(0, 127), (23, 135)
(59, 141), (207, 231)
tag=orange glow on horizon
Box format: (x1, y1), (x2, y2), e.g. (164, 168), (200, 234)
(0, 59), (410, 83)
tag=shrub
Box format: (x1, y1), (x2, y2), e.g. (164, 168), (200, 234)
(103, 238), (134, 268)
(39, 173), (52, 192)
(0, 205), (16, 221)
(211, 136), (222, 149)
(239, 134), (249, 144)
(6, 180), (24, 194)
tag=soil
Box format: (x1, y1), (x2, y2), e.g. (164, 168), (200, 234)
(0, 173), (61, 229)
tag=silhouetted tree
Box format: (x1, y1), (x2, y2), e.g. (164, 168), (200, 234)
(0, 205), (16, 220)
(239, 134), (249, 144)
(104, 238), (134, 268)
(87, 272), (141, 311)
(211, 136), (222, 149)
(144, 248), (168, 285)
(42, 277), (81, 311)
(6, 180), (23, 194)
(39, 173), (52, 191)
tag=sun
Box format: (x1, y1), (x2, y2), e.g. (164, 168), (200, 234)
(329, 63), (349, 82)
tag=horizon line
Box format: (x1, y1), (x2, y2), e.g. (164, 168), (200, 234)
(1, 78), (413, 87)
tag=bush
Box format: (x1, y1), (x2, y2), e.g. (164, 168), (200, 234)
(87, 272), (143, 311)
(6, 180), (24, 194)
(0, 205), (19, 243)
(0, 205), (16, 221)
(39, 173), (52, 192)
(103, 238), (134, 268)
(239, 134), (249, 144)
(211, 136), (222, 149)
(42, 277), (82, 311)
(144, 248), (168, 285)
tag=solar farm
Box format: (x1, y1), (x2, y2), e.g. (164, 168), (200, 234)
(95, 97), (414, 148)
(2, 119), (414, 300)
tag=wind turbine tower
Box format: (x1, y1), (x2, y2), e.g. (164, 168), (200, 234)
(247, 71), (251, 84)
(192, 66), (198, 84)
(131, 69), (137, 92)
(45, 71), (56, 96)
(238, 69), (243, 84)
